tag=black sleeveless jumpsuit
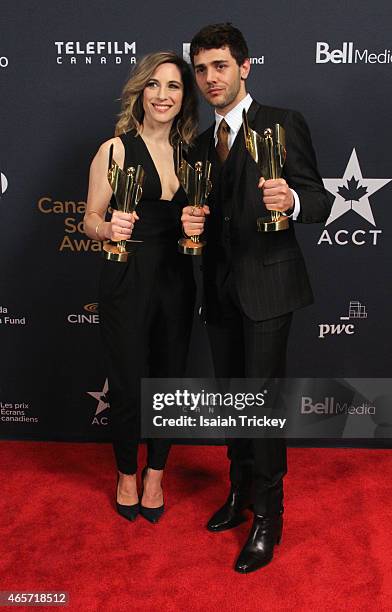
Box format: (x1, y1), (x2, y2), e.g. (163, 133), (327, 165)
(99, 131), (195, 474)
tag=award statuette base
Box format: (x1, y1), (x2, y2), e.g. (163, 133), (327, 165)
(178, 237), (205, 256)
(257, 215), (289, 233)
(103, 240), (142, 262)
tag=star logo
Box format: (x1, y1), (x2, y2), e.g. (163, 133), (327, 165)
(87, 379), (109, 416)
(323, 149), (391, 226)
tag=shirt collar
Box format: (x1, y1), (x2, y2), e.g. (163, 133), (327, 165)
(214, 93), (253, 140)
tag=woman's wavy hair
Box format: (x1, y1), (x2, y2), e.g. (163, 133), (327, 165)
(115, 51), (198, 145)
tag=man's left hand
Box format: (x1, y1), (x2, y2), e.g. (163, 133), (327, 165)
(258, 177), (294, 213)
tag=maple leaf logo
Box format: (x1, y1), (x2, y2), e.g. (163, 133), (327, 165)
(337, 176), (368, 209)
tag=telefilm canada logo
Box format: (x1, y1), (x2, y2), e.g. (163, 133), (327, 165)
(315, 42), (392, 64)
(318, 300), (367, 339)
(54, 41), (137, 65)
(67, 303), (99, 325)
(1, 172), (8, 196)
(319, 149), (391, 246)
(37, 196), (105, 253)
(0, 56), (8, 68)
(0, 305), (27, 326)
(87, 379), (109, 426)
(182, 43), (265, 65)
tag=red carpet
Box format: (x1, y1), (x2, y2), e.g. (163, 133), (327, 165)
(1, 442), (391, 611)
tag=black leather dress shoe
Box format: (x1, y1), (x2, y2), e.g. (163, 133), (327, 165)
(234, 513), (283, 573)
(207, 488), (252, 532)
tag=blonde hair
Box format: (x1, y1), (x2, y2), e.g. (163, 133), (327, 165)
(115, 51), (198, 145)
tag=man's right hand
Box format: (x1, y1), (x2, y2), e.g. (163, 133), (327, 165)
(181, 205), (210, 237)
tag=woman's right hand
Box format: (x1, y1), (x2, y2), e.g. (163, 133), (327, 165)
(106, 210), (139, 241)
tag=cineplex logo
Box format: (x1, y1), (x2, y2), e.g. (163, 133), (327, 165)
(54, 41), (137, 65)
(318, 300), (367, 339)
(87, 379), (109, 426)
(182, 43), (265, 65)
(1, 172), (8, 195)
(67, 303), (99, 324)
(301, 397), (375, 415)
(0, 56), (8, 68)
(319, 149), (391, 246)
(316, 42), (392, 64)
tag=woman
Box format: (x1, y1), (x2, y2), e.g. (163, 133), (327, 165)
(84, 52), (198, 523)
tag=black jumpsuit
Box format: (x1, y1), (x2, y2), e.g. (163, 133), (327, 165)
(99, 131), (195, 474)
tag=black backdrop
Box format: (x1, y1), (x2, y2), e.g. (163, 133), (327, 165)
(1, 0), (391, 444)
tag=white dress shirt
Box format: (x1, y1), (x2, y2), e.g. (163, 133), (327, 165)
(214, 93), (300, 220)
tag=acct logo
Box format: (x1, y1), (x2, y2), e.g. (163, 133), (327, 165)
(1, 173), (8, 196)
(316, 42), (392, 64)
(54, 41), (137, 65)
(182, 43), (265, 65)
(87, 379), (109, 426)
(67, 303), (99, 324)
(318, 300), (367, 339)
(319, 149), (391, 246)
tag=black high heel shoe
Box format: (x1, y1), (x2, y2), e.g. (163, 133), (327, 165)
(140, 466), (165, 524)
(116, 474), (139, 522)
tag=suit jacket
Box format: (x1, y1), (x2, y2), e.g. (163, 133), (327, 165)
(188, 100), (332, 322)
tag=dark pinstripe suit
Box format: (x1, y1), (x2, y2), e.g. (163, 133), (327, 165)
(190, 100), (331, 514)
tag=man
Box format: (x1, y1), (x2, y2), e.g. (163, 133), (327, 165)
(182, 23), (331, 573)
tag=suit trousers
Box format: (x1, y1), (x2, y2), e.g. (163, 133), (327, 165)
(206, 271), (291, 515)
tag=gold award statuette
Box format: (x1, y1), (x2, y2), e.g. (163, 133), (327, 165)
(103, 144), (145, 262)
(242, 109), (289, 232)
(176, 141), (212, 255)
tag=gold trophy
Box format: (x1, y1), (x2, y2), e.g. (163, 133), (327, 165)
(242, 109), (289, 232)
(176, 141), (212, 255)
(103, 144), (145, 262)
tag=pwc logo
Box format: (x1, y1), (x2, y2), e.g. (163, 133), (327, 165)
(318, 301), (367, 339)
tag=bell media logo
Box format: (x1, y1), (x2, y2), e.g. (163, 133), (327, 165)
(316, 42), (392, 64)
(318, 300), (367, 339)
(319, 149), (391, 246)
(54, 41), (137, 65)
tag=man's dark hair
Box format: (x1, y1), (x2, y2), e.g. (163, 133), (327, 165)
(190, 23), (249, 66)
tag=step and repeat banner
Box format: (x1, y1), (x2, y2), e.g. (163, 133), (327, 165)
(1, 1), (391, 444)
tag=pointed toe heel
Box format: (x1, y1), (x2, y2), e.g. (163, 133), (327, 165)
(140, 503), (165, 523)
